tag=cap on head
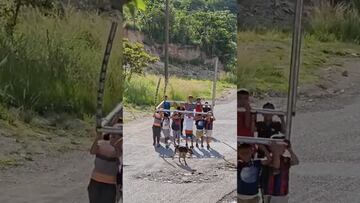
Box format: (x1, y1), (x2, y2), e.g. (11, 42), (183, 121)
(263, 102), (275, 109)
(237, 88), (250, 96)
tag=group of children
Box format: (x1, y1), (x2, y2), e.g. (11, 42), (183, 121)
(237, 89), (299, 203)
(152, 95), (215, 150)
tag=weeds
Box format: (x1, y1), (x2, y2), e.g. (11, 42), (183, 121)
(309, 1), (360, 44)
(0, 7), (123, 116)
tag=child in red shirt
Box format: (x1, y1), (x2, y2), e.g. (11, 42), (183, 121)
(195, 97), (203, 112)
(237, 89), (254, 137)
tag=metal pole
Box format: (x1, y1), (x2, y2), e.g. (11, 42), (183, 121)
(101, 103), (123, 127)
(211, 57), (218, 111)
(285, 0), (304, 140)
(164, 0), (170, 95)
(237, 136), (287, 145)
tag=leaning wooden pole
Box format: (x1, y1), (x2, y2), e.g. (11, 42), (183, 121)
(154, 77), (162, 109)
(96, 22), (118, 129)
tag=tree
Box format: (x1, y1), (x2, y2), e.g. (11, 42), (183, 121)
(123, 39), (159, 81)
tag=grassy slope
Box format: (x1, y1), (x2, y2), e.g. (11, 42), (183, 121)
(237, 31), (360, 93)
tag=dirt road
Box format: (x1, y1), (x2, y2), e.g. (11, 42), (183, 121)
(123, 93), (237, 203)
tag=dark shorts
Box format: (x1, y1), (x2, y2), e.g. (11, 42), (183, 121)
(88, 179), (116, 203)
(152, 125), (161, 137)
(185, 131), (193, 139)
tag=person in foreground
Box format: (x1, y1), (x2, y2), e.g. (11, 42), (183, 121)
(261, 136), (299, 203)
(237, 143), (272, 203)
(88, 124), (122, 203)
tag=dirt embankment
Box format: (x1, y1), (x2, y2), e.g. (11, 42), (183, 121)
(238, 0), (316, 29)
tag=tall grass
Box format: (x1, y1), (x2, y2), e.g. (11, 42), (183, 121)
(125, 74), (233, 107)
(236, 30), (360, 93)
(309, 0), (360, 44)
(0, 7), (123, 116)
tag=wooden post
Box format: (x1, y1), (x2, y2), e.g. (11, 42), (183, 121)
(154, 77), (162, 109)
(164, 0), (170, 95)
(96, 22), (118, 129)
(211, 57), (218, 111)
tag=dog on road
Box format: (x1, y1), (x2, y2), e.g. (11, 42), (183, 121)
(173, 145), (193, 165)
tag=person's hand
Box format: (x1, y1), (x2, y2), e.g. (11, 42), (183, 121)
(278, 114), (285, 120)
(265, 151), (272, 161)
(284, 139), (291, 149)
(113, 138), (122, 149)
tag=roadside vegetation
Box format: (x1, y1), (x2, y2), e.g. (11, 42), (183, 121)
(237, 0), (360, 93)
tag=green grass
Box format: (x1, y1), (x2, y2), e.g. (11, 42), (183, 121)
(0, 7), (123, 116)
(237, 30), (360, 93)
(0, 157), (21, 169)
(125, 74), (234, 107)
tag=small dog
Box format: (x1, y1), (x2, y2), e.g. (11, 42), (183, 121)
(173, 145), (193, 165)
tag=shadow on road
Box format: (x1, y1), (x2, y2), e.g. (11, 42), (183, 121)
(154, 145), (174, 158)
(190, 147), (224, 159)
(176, 163), (195, 172)
(161, 157), (177, 168)
(211, 137), (221, 143)
(208, 148), (224, 158)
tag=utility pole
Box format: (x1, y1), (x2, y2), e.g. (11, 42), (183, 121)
(285, 0), (304, 140)
(164, 0), (169, 96)
(211, 57), (218, 112)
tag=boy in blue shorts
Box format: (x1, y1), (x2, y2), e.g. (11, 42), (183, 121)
(238, 143), (277, 203)
(195, 114), (205, 148)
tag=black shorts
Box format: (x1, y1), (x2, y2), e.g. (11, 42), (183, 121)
(88, 179), (116, 203)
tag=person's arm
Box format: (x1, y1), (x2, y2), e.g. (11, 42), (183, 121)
(269, 143), (284, 169)
(258, 144), (271, 159)
(113, 138), (123, 158)
(279, 115), (286, 134)
(90, 132), (102, 155)
(250, 114), (256, 133)
(244, 103), (252, 128)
